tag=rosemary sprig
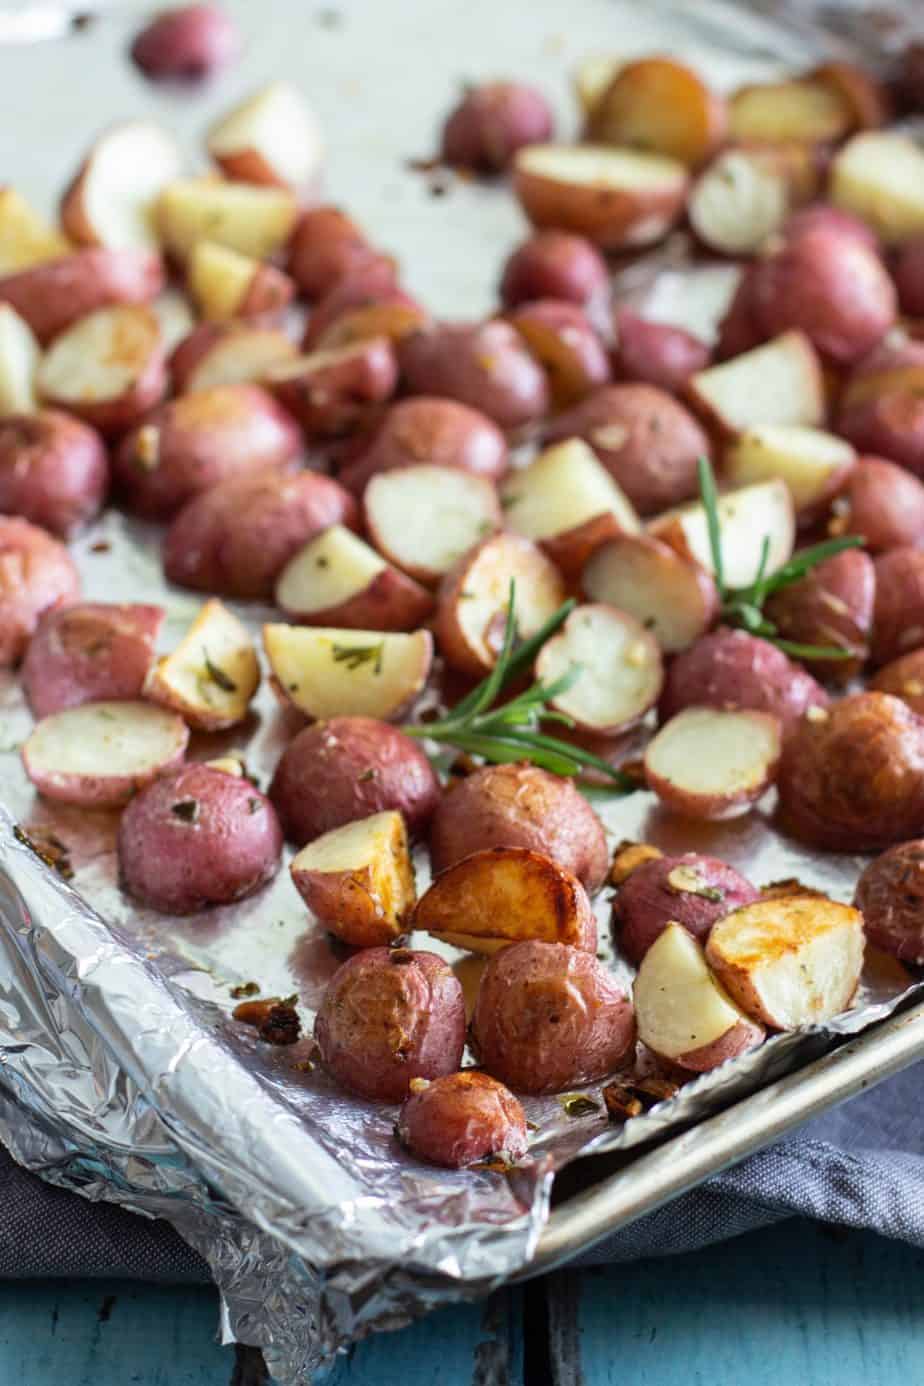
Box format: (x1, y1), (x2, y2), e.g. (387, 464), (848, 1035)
(696, 456), (864, 661)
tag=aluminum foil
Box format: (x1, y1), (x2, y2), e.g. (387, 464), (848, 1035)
(1, 1), (924, 1380)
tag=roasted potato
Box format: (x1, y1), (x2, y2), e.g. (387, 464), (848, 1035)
(499, 231), (610, 312)
(206, 81), (323, 192)
(169, 322), (297, 394)
(338, 396), (508, 495)
(830, 132), (924, 245)
(275, 525), (434, 631)
(645, 707), (782, 821)
(871, 548), (924, 666)
(582, 534), (718, 655)
(287, 206), (381, 300)
(587, 57), (726, 167)
(266, 338), (398, 438)
(186, 240), (295, 324)
(687, 331), (825, 435)
(396, 1071), (528, 1168)
(263, 623), (433, 722)
(441, 81), (554, 172)
(314, 948), (466, 1100)
(764, 549), (875, 683)
(611, 311), (710, 394)
(0, 248), (164, 346)
(837, 341), (924, 478)
(535, 603), (662, 736)
(613, 853), (759, 965)
(854, 841), (924, 965)
(723, 426), (856, 524)
(0, 304), (40, 416)
(21, 602), (164, 719)
(36, 304), (167, 436)
(507, 299), (610, 408)
(842, 456), (924, 553)
(144, 599), (259, 731)
(653, 479), (795, 593)
(156, 177), (299, 263)
(130, 3), (240, 81)
(364, 463), (502, 586)
(871, 648), (924, 718)
(399, 320), (549, 430)
(290, 809), (416, 948)
(0, 516), (79, 667)
(302, 263), (422, 351)
(0, 411), (108, 538)
(59, 121), (182, 254)
(688, 146), (810, 259)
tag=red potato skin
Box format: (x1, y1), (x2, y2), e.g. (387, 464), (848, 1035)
(513, 158), (687, 252)
(781, 203), (880, 252)
(0, 249), (164, 346)
(612, 853), (759, 965)
(544, 383), (711, 515)
(871, 648), (924, 717)
(894, 239), (924, 319)
(763, 549), (875, 683)
(288, 207), (385, 300)
(871, 548), (924, 666)
(0, 411), (108, 538)
(399, 321), (550, 431)
(396, 1071), (529, 1168)
(441, 82), (554, 172)
(668, 1016), (766, 1074)
(506, 298), (611, 408)
(113, 384), (302, 520)
(499, 231), (610, 312)
(611, 311), (711, 393)
(278, 562), (434, 632)
(40, 317), (169, 438)
(715, 271), (763, 362)
(843, 456), (924, 553)
(314, 948), (466, 1101)
(21, 602), (164, 719)
(338, 396), (508, 495)
(270, 338), (398, 438)
(302, 261), (412, 350)
(118, 764), (282, 915)
(837, 341), (924, 478)
(0, 517), (79, 667)
(430, 761), (609, 894)
(168, 322), (295, 393)
(269, 716), (440, 846)
(130, 3), (239, 81)
(854, 841), (924, 965)
(236, 262), (295, 323)
(162, 467), (357, 599)
(470, 940), (636, 1095)
(658, 628), (830, 733)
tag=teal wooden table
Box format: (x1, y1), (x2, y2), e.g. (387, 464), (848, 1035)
(2, 1219), (920, 1384)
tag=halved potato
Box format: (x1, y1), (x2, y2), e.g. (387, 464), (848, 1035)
(290, 809), (415, 947)
(0, 188), (69, 273)
(266, 337), (397, 438)
(207, 82), (323, 191)
(649, 478), (795, 590)
(60, 121), (183, 252)
(535, 603), (662, 735)
(812, 60), (892, 132)
(582, 534), (718, 654)
(706, 895), (865, 1029)
(144, 598), (259, 731)
(187, 240), (294, 322)
(644, 706), (781, 820)
(512, 143), (689, 250)
(634, 922), (765, 1071)
(364, 464), (502, 586)
(588, 57), (726, 167)
(724, 426), (856, 520)
(830, 132), (924, 245)
(415, 846), (597, 955)
(36, 303), (165, 435)
(275, 524), (434, 631)
(21, 700), (188, 807)
(0, 304), (39, 416)
(686, 331), (825, 435)
(170, 322), (296, 393)
(728, 79), (852, 144)
(501, 437), (640, 578)
(157, 177), (299, 261)
(263, 623), (433, 721)
(689, 148), (793, 256)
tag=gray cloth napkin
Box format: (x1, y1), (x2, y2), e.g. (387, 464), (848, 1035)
(2, 1062), (921, 1281)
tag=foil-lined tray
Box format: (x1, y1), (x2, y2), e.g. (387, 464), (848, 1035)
(2, 2), (924, 1381)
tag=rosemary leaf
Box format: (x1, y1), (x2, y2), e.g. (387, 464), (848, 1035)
(697, 455), (725, 598)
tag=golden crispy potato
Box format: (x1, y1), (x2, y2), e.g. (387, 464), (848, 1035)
(290, 809), (416, 948)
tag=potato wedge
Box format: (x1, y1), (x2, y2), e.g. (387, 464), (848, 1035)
(290, 809), (416, 948)
(649, 478), (795, 591)
(830, 133), (924, 245)
(634, 922), (765, 1071)
(207, 82), (323, 191)
(187, 240), (294, 322)
(37, 303), (166, 435)
(157, 176), (298, 261)
(812, 61), (892, 131)
(501, 438), (640, 578)
(686, 331), (825, 435)
(0, 247), (164, 346)
(266, 338), (398, 438)
(21, 699), (188, 807)
(275, 524), (434, 631)
(588, 57), (726, 167)
(60, 121), (183, 252)
(507, 299), (610, 408)
(535, 603), (662, 735)
(724, 426), (856, 520)
(728, 79), (852, 144)
(144, 598), (259, 731)
(706, 895), (865, 1029)
(689, 148), (801, 257)
(0, 305), (39, 416)
(645, 706), (781, 820)
(170, 322), (296, 393)
(0, 188), (69, 274)
(364, 463), (502, 586)
(263, 623), (433, 721)
(582, 534), (718, 654)
(415, 846), (596, 955)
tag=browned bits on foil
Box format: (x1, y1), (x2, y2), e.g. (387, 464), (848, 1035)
(603, 1075), (680, 1123)
(13, 824), (74, 881)
(233, 995), (302, 1045)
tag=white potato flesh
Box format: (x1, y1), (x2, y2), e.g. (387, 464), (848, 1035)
(688, 149), (789, 255)
(276, 525), (385, 615)
(502, 438), (640, 541)
(37, 304), (161, 406)
(573, 54), (622, 116)
(446, 534), (566, 671)
(831, 133), (924, 245)
(157, 177), (298, 261)
(263, 624), (433, 721)
(638, 264), (741, 345)
(71, 122), (182, 251)
(728, 80), (850, 143)
(688, 331), (825, 434)
(207, 82), (324, 190)
(293, 810), (403, 873)
(650, 478), (795, 590)
(182, 327), (295, 393)
(0, 304), (39, 415)
(635, 923), (758, 1060)
(707, 896), (865, 1029)
(536, 603), (661, 733)
(151, 290), (196, 354)
(365, 464), (501, 583)
(22, 700), (188, 805)
(582, 535), (714, 654)
(0, 189), (69, 273)
(144, 598), (259, 730)
(187, 240), (257, 321)
(724, 426), (856, 513)
(517, 142), (687, 192)
(645, 706), (781, 818)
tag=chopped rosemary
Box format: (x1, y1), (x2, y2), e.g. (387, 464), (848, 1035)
(558, 1093), (602, 1119)
(331, 640), (384, 674)
(202, 650), (237, 692)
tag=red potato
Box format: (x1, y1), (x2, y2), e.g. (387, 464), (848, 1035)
(269, 716), (439, 846)
(830, 132), (924, 245)
(650, 479), (796, 592)
(207, 82), (323, 192)
(275, 525), (433, 631)
(777, 692), (924, 851)
(290, 810), (416, 948)
(364, 464), (501, 586)
(513, 143), (689, 251)
(871, 548), (924, 667)
(118, 764), (282, 914)
(338, 396), (508, 495)
(723, 426), (856, 522)
(582, 535), (718, 655)
(688, 147), (806, 258)
(60, 121), (182, 253)
(613, 853), (759, 965)
(812, 61), (892, 131)
(895, 42), (924, 115)
(645, 707), (782, 821)
(163, 468), (356, 600)
(0, 248), (164, 346)
(499, 231), (610, 313)
(314, 948), (466, 1101)
(301, 259), (410, 350)
(113, 384), (301, 520)
(854, 841), (924, 965)
(399, 320), (549, 430)
(156, 178), (299, 263)
(715, 271), (762, 360)
(588, 57), (726, 167)
(470, 940), (635, 1095)
(534, 604), (662, 736)
(500, 438), (641, 580)
(144, 599), (259, 731)
(0, 517), (79, 667)
(639, 263), (743, 351)
(634, 923), (764, 1071)
(764, 549), (875, 683)
(22, 700), (187, 807)
(36, 304), (167, 436)
(0, 188), (70, 275)
(0, 411), (108, 538)
(686, 331), (825, 435)
(266, 338), (398, 438)
(264, 622), (432, 722)
(894, 238), (924, 317)
(429, 761), (609, 894)
(187, 241), (294, 324)
(544, 383), (709, 515)
(871, 649), (924, 718)
(0, 304), (40, 416)
(780, 202), (879, 251)
(287, 207), (378, 300)
(728, 78), (852, 144)
(837, 347), (924, 480)
(611, 311), (710, 394)
(310, 296), (428, 356)
(659, 628), (829, 733)
(130, 4), (240, 81)
(396, 1071), (528, 1169)
(434, 532), (565, 678)
(706, 895), (865, 1029)
(169, 322), (296, 394)
(21, 602), (164, 719)
(507, 299), (610, 408)
(441, 82), (554, 172)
